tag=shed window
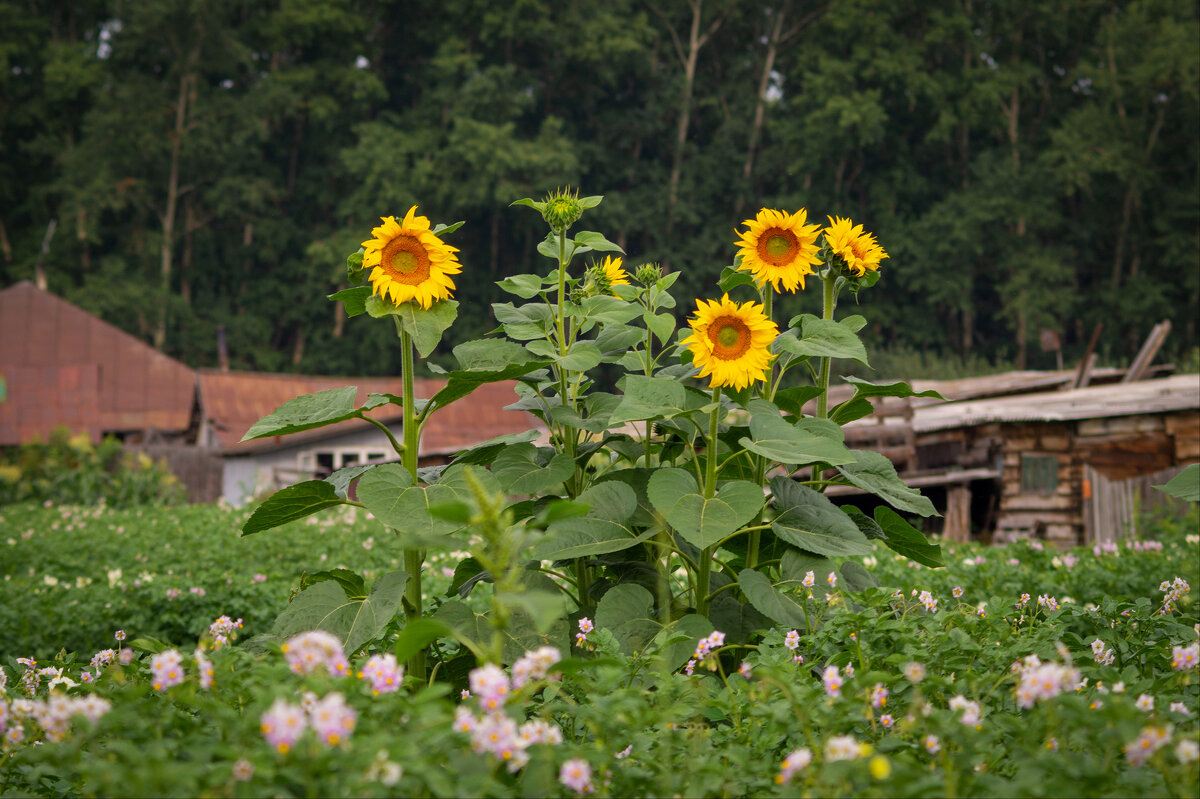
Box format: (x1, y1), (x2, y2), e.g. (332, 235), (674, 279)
(1021, 454), (1058, 494)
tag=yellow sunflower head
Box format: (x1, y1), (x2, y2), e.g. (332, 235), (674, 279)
(734, 208), (823, 293)
(681, 294), (779, 391)
(823, 216), (888, 277)
(598, 255), (629, 293)
(361, 206), (462, 309)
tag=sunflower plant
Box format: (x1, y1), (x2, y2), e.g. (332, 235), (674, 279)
(238, 191), (946, 681)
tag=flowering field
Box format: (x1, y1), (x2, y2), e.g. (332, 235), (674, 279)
(1, 500), (1197, 797)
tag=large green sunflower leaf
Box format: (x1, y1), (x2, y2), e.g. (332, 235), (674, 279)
(647, 468), (765, 550)
(768, 477), (873, 558)
(837, 450), (938, 517)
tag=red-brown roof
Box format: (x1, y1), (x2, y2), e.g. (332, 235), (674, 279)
(0, 281), (196, 445)
(197, 370), (540, 455)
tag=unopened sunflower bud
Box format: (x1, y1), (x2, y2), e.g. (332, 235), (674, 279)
(584, 265), (611, 297)
(542, 187), (583, 232)
(346, 250), (366, 284)
(635, 262), (663, 286)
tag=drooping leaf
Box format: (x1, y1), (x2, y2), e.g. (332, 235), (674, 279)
(609, 374), (689, 424)
(573, 230), (624, 253)
(242, 481), (346, 535)
(872, 506), (945, 567)
(325, 464), (375, 499)
(788, 314), (869, 365)
(395, 300), (459, 358)
(272, 570), (409, 654)
(837, 451), (938, 517)
(839, 560), (880, 592)
(449, 429), (542, 466)
(242, 387), (367, 441)
(531, 482), (652, 560)
(491, 443), (574, 495)
(328, 286), (372, 317)
(738, 568), (809, 628)
(1155, 463), (1200, 502)
(301, 568), (367, 599)
(740, 400), (856, 467)
(779, 548), (834, 585)
(647, 468), (765, 550)
(718, 265), (757, 293)
(768, 477), (873, 557)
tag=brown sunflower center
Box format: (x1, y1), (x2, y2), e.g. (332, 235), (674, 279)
(380, 235), (432, 285)
(756, 227), (801, 266)
(708, 315), (752, 360)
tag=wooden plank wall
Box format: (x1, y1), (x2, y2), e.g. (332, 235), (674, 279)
(1084, 464), (1191, 543)
(996, 422), (1081, 545)
(127, 444), (224, 503)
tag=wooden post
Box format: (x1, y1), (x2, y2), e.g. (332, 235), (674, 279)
(1074, 323), (1102, 388)
(944, 484), (971, 542)
(1122, 320), (1171, 383)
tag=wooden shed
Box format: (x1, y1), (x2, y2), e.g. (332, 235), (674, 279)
(902, 374), (1200, 545)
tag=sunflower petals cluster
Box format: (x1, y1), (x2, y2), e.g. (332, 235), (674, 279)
(734, 208), (822, 293)
(362, 206), (461, 309)
(681, 295), (778, 391)
(823, 215), (888, 277)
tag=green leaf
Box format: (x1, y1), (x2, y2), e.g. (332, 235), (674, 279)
(431, 220), (465, 236)
(302, 568), (367, 599)
(595, 584), (659, 655)
(325, 464), (375, 499)
(328, 286), (371, 317)
(780, 548), (833, 584)
(740, 400), (856, 467)
(651, 614), (714, 671)
(578, 195), (603, 209)
(644, 311), (675, 345)
(242, 481), (346, 535)
(788, 314), (870, 365)
(718, 266), (757, 293)
(609, 375), (688, 424)
(873, 507), (945, 567)
(1155, 463), (1200, 502)
(446, 557), (485, 597)
(531, 482), (653, 560)
(392, 617), (452, 664)
(242, 387), (362, 441)
(768, 477), (873, 557)
(496, 273), (550, 299)
(496, 590), (566, 634)
(510, 197), (545, 211)
(829, 397), (875, 425)
(272, 570), (409, 654)
(573, 230), (624, 253)
(647, 468), (765, 550)
(837, 451), (938, 517)
(396, 300), (459, 358)
(450, 429), (542, 466)
(841, 376), (945, 401)
(839, 560), (880, 592)
(580, 295), (641, 327)
(738, 568), (809, 628)
(772, 386), (825, 416)
(554, 342), (602, 372)
(491, 443), (574, 495)
(356, 464), (459, 548)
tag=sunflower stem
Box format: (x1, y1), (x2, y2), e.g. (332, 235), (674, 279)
(397, 319), (426, 681)
(696, 385), (722, 618)
(816, 275), (838, 419)
(748, 288), (775, 571)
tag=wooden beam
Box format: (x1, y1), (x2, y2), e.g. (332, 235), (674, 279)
(1122, 320), (1171, 383)
(1074, 322), (1103, 388)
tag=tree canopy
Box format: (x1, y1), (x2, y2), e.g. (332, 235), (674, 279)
(2, 0), (1196, 377)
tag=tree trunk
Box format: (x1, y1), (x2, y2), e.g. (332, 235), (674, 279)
(155, 72), (190, 351)
(735, 5), (787, 218)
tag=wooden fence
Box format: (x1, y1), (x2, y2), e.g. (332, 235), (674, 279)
(1083, 463), (1191, 543)
(127, 444), (224, 504)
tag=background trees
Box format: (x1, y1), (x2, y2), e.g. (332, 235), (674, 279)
(2, 0), (1196, 377)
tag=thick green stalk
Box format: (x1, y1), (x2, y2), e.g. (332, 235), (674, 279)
(748, 288), (775, 570)
(697, 386), (722, 617)
(397, 321), (426, 680)
(816, 275), (837, 419)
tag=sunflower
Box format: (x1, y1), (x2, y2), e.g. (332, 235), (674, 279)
(823, 216), (888, 277)
(599, 255), (629, 292)
(734, 208), (823, 293)
(361, 206), (461, 309)
(681, 294), (779, 391)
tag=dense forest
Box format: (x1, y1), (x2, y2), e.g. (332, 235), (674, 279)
(2, 0), (1197, 379)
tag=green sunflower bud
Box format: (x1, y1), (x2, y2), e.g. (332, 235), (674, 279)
(584, 264), (611, 297)
(542, 187), (584, 232)
(635, 262), (663, 286)
(347, 250), (366, 285)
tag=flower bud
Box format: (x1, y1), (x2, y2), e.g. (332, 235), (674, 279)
(542, 187), (583, 232)
(635, 262), (663, 286)
(346, 251), (366, 285)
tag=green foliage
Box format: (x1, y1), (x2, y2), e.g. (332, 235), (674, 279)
(0, 428), (185, 508)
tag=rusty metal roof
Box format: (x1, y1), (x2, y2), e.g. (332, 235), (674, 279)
(198, 370), (541, 456)
(0, 281), (196, 444)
